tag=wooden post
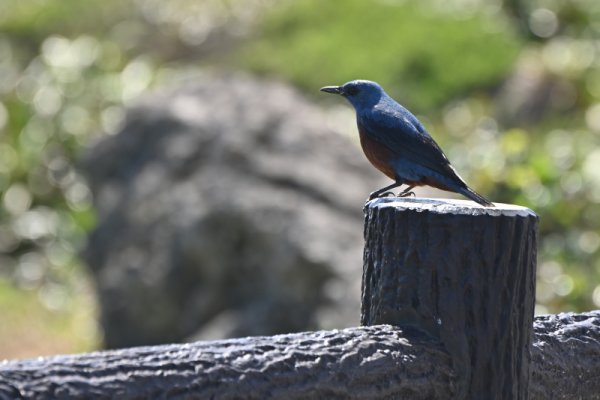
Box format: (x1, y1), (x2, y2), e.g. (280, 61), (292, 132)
(362, 197), (538, 400)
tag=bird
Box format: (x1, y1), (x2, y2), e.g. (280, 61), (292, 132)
(320, 80), (494, 207)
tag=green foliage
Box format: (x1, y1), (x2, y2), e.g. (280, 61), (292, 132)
(0, 2), (140, 358)
(241, 0), (521, 111)
(0, 0), (131, 37)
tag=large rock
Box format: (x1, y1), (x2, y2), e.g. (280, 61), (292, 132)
(495, 52), (577, 127)
(82, 73), (386, 348)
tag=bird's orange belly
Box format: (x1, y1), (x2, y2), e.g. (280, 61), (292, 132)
(358, 129), (398, 180)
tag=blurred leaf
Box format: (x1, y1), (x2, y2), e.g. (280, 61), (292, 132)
(241, 0), (522, 111)
(0, 0), (132, 38)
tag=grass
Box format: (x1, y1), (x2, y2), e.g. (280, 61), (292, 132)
(0, 276), (100, 360)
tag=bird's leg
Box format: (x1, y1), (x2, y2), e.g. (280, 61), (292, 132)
(369, 181), (403, 200)
(397, 185), (416, 198)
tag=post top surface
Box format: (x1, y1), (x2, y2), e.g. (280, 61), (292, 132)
(366, 197), (537, 218)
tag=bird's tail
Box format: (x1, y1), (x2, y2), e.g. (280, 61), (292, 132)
(459, 186), (494, 207)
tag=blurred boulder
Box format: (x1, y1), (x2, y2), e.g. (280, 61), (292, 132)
(82, 72), (385, 349)
(495, 52), (577, 127)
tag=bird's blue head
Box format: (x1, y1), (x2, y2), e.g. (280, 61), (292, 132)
(320, 80), (386, 110)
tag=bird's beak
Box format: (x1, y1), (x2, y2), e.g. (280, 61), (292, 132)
(320, 85), (343, 95)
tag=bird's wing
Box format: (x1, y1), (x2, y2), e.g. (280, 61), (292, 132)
(359, 114), (466, 184)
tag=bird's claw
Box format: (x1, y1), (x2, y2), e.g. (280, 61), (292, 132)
(399, 191), (415, 198)
(368, 191), (396, 200)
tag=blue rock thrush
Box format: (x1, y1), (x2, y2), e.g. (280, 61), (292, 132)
(320, 80), (493, 206)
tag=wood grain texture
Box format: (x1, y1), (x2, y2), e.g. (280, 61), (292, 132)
(0, 326), (453, 400)
(1, 313), (599, 399)
(362, 198), (538, 399)
(530, 312), (600, 399)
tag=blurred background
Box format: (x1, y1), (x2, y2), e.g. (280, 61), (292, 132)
(1, 0), (600, 360)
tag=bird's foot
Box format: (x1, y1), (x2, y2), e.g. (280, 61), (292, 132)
(396, 185), (416, 198)
(398, 191), (415, 198)
(368, 191), (396, 200)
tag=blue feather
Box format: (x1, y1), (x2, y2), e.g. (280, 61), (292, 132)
(321, 80), (493, 206)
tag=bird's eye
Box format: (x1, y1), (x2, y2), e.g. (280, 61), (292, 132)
(344, 86), (359, 96)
